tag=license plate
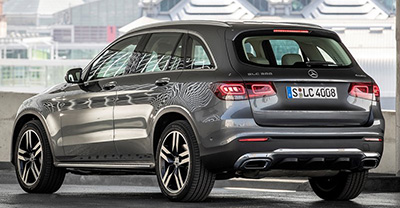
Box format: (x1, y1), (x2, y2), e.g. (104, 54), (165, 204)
(287, 86), (338, 99)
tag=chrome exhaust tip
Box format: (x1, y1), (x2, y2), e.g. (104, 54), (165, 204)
(361, 158), (379, 169)
(241, 159), (270, 170)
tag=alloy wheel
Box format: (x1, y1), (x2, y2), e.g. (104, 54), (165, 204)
(17, 129), (43, 186)
(159, 130), (191, 193)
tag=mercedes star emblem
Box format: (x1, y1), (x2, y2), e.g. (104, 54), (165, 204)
(308, 69), (318, 78)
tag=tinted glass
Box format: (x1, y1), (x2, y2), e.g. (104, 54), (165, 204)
(270, 39), (302, 65)
(168, 38), (185, 71)
(88, 35), (142, 80)
(241, 35), (352, 67)
(134, 33), (182, 73)
(186, 37), (213, 70)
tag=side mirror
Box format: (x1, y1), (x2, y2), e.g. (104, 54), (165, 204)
(65, 68), (83, 83)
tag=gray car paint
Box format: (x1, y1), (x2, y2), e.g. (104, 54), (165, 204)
(10, 21), (384, 174)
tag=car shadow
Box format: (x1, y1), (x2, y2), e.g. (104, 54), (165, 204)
(6, 192), (369, 208)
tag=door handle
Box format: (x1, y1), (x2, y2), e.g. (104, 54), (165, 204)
(155, 77), (170, 86)
(102, 81), (117, 90)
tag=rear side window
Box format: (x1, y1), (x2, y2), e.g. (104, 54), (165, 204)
(239, 34), (352, 68)
(135, 33), (182, 73)
(186, 36), (214, 70)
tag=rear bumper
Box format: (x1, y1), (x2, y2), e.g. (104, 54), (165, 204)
(198, 119), (384, 172)
(234, 148), (380, 171)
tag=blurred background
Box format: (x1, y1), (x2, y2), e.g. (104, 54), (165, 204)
(0, 0), (396, 109)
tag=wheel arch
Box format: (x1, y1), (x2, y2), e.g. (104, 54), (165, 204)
(11, 110), (54, 165)
(151, 106), (200, 156)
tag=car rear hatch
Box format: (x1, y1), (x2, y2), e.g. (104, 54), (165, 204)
(226, 25), (378, 127)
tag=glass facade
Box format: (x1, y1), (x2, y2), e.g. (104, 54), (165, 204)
(376, 0), (396, 14)
(160, 0), (181, 12)
(247, 0), (269, 12)
(0, 60), (88, 89)
(55, 0), (141, 27)
(6, 49), (27, 59)
(58, 49), (101, 60)
(292, 0), (312, 12)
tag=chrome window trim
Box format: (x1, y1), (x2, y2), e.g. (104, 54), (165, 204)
(127, 29), (218, 71)
(82, 29), (218, 84)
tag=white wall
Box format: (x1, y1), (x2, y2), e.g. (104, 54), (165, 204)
(0, 92), (36, 162)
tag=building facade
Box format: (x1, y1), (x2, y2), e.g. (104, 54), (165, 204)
(0, 0), (396, 109)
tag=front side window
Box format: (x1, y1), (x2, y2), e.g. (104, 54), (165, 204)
(88, 35), (142, 80)
(240, 34), (352, 68)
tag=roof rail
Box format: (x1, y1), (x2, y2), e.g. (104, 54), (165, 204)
(127, 20), (231, 33)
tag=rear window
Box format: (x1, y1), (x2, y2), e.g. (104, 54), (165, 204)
(239, 35), (352, 68)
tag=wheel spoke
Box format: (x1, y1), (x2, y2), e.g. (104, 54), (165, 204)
(172, 132), (179, 153)
(32, 142), (40, 151)
(162, 145), (172, 155)
(34, 146), (42, 158)
(160, 151), (172, 163)
(21, 165), (29, 183)
(174, 132), (179, 153)
(179, 157), (190, 166)
(27, 130), (32, 150)
(175, 168), (184, 190)
(31, 163), (40, 180)
(179, 150), (189, 157)
(18, 149), (27, 154)
(162, 166), (173, 187)
(18, 155), (28, 162)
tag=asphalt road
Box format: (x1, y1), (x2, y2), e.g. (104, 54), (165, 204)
(0, 184), (399, 208)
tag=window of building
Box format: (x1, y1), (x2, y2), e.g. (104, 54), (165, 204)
(160, 0), (181, 12)
(88, 35), (143, 80)
(53, 29), (72, 43)
(292, 0), (312, 12)
(247, 0), (269, 12)
(376, 0), (396, 14)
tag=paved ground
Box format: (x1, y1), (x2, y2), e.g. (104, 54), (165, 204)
(0, 184), (399, 208)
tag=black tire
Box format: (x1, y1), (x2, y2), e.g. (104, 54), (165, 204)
(155, 120), (215, 202)
(309, 170), (368, 201)
(14, 120), (66, 193)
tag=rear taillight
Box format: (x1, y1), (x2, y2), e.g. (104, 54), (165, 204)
(249, 83), (276, 98)
(214, 82), (276, 100)
(215, 83), (247, 100)
(348, 82), (380, 101)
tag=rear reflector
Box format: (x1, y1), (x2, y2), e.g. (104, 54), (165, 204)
(349, 82), (380, 101)
(214, 82), (276, 100)
(273, 29), (309, 33)
(364, 138), (382, 142)
(239, 138), (269, 142)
